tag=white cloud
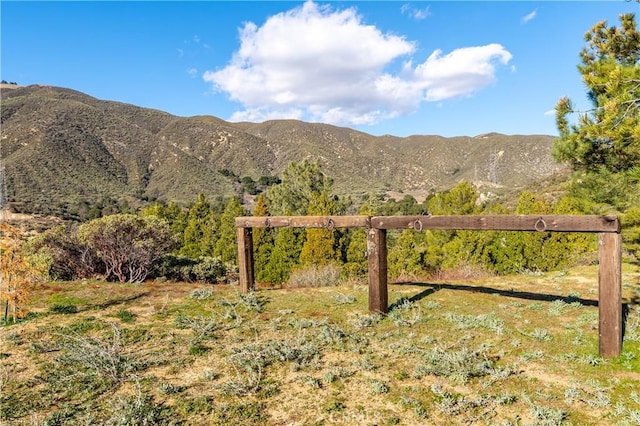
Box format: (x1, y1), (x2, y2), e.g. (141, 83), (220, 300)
(544, 109), (555, 116)
(414, 44), (512, 101)
(204, 1), (513, 126)
(194, 35), (201, 43)
(187, 68), (198, 77)
(521, 10), (537, 24)
(401, 3), (431, 20)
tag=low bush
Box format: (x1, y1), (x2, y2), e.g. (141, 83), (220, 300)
(152, 255), (227, 283)
(287, 264), (341, 288)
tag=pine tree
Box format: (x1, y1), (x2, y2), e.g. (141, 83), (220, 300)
(554, 13), (640, 207)
(181, 194), (217, 258)
(553, 13), (640, 262)
(265, 160), (333, 216)
(260, 226), (303, 284)
(343, 201), (380, 279)
(388, 229), (423, 280)
(299, 190), (339, 266)
(214, 197), (246, 263)
(252, 194), (275, 283)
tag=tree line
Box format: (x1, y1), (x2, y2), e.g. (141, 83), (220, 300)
(24, 159), (599, 287)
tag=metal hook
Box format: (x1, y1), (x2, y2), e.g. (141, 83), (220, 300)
(326, 218), (335, 230)
(264, 218), (271, 229)
(534, 217), (547, 232)
(413, 219), (423, 232)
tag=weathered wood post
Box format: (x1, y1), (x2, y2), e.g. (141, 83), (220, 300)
(236, 227), (254, 293)
(598, 232), (622, 357)
(368, 228), (388, 314)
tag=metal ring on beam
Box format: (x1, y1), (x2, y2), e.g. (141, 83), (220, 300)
(535, 217), (547, 232)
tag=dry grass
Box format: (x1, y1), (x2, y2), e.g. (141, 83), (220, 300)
(1, 264), (639, 425)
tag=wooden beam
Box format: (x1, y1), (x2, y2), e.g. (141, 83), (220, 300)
(598, 232), (622, 358)
(370, 215), (620, 233)
(368, 228), (388, 314)
(237, 227), (254, 293)
(236, 215), (371, 229)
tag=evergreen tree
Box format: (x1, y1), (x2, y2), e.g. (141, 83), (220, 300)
(299, 190), (339, 266)
(266, 160), (333, 215)
(553, 13), (639, 260)
(253, 194), (276, 283)
(388, 229), (424, 279)
(260, 226), (303, 284)
(141, 200), (187, 247)
(423, 181), (480, 272)
(342, 201), (377, 279)
(554, 13), (640, 207)
(214, 197), (246, 263)
(181, 194), (217, 258)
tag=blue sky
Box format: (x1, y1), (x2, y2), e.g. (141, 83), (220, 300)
(2, 1), (638, 137)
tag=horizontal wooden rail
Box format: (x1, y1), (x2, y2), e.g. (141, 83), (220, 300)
(236, 215), (370, 229)
(237, 215), (620, 233)
(370, 215), (620, 233)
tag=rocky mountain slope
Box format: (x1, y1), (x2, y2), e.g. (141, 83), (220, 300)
(0, 84), (567, 217)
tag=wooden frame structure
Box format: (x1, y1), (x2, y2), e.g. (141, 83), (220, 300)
(236, 215), (622, 357)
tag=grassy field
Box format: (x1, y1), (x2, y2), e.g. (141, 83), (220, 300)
(1, 264), (639, 425)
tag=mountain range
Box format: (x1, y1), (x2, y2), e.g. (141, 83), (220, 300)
(0, 84), (567, 218)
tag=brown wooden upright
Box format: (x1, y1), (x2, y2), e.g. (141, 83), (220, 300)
(598, 232), (622, 357)
(237, 227), (254, 293)
(367, 228), (388, 314)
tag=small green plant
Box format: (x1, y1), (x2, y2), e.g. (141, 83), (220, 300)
(369, 379), (389, 394)
(175, 314), (221, 342)
(106, 391), (175, 425)
(158, 382), (185, 395)
(52, 323), (141, 385)
(236, 291), (268, 312)
(413, 345), (496, 384)
(211, 401), (268, 424)
(332, 293), (356, 305)
(349, 313), (382, 329)
(298, 375), (322, 389)
(528, 302), (545, 311)
(324, 399), (346, 413)
(521, 327), (553, 342)
(190, 287), (214, 300)
(115, 308), (136, 323)
(189, 342), (210, 356)
(388, 298), (423, 327)
(529, 403), (567, 425)
(548, 299), (570, 316)
(444, 312), (505, 334)
(49, 303), (79, 314)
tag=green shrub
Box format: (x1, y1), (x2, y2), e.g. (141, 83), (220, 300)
(49, 304), (79, 314)
(192, 256), (226, 283)
(114, 309), (136, 323)
(152, 255), (226, 283)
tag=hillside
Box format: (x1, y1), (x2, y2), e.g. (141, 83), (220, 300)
(0, 84), (567, 218)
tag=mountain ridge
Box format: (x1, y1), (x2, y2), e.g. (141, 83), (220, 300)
(0, 84), (567, 218)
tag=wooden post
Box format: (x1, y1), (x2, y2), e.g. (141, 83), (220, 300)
(368, 228), (388, 314)
(598, 232), (622, 358)
(237, 227), (254, 293)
